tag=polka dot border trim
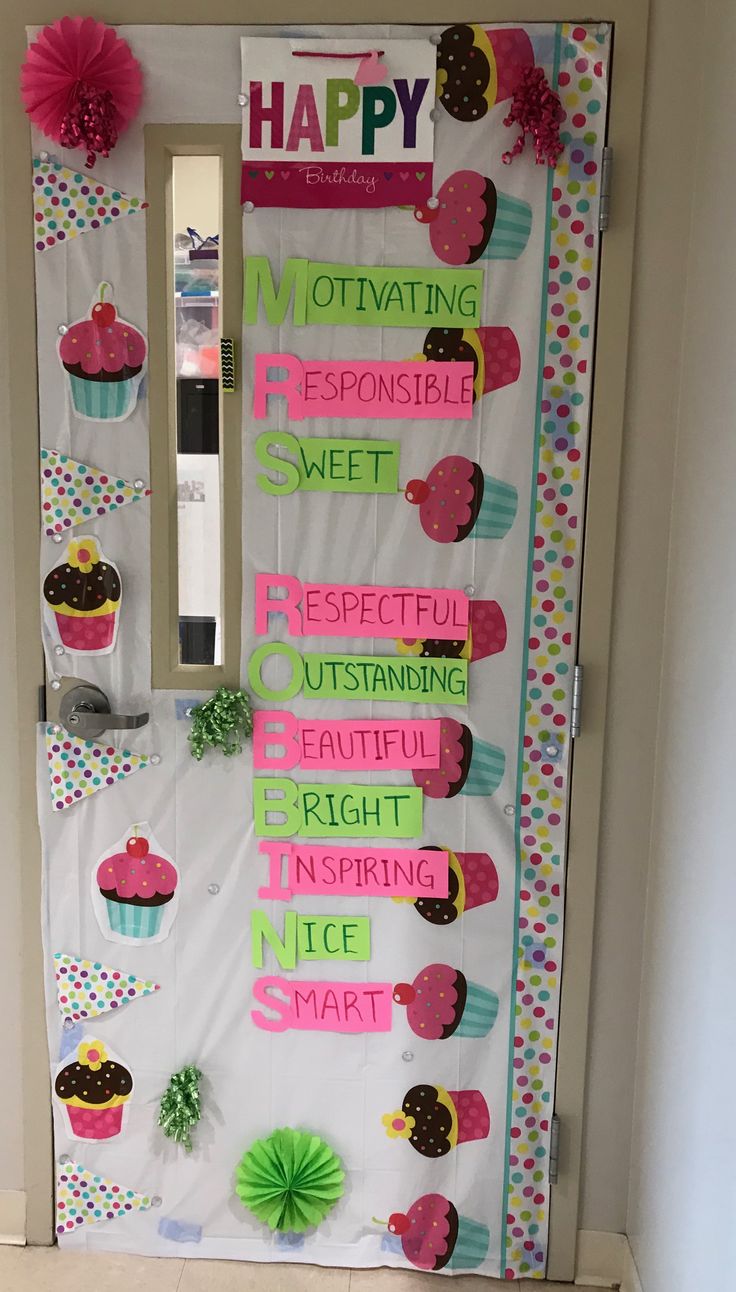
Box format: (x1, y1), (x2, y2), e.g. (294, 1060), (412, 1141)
(504, 23), (610, 1281)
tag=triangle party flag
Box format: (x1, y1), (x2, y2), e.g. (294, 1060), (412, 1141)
(46, 726), (151, 812)
(54, 953), (160, 1023)
(41, 448), (150, 539)
(56, 1159), (155, 1236)
(33, 157), (148, 253)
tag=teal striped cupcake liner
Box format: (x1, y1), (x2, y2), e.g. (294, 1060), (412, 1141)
(461, 738), (505, 796)
(448, 1216), (490, 1268)
(68, 374), (136, 421)
(472, 475), (518, 540)
(455, 981), (499, 1038)
(482, 191), (532, 260)
(105, 898), (165, 939)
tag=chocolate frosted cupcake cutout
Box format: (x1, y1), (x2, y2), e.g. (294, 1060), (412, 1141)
(44, 558), (121, 612)
(423, 327), (481, 392)
(55, 1056), (133, 1105)
(414, 846), (462, 925)
(437, 25), (493, 123)
(402, 1085), (455, 1157)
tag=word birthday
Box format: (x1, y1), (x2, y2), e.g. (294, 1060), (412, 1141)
(244, 257), (483, 328)
(254, 431), (400, 495)
(257, 840), (450, 901)
(251, 976), (393, 1033)
(255, 573), (469, 640)
(247, 643), (469, 704)
(253, 711), (440, 771)
(253, 779), (423, 839)
(253, 354), (474, 421)
(251, 910), (371, 967)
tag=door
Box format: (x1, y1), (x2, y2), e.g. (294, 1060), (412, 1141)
(30, 18), (611, 1279)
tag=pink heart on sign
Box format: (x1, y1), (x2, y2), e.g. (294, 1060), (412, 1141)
(354, 50), (388, 86)
(399, 171), (409, 181)
(280, 171), (290, 180)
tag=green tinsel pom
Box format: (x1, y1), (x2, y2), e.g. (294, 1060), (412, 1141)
(188, 687), (253, 760)
(158, 1065), (203, 1152)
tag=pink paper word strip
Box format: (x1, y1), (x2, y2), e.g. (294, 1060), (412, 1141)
(253, 353), (474, 420)
(253, 712), (440, 770)
(252, 976), (393, 1032)
(258, 840), (450, 900)
(255, 573), (469, 640)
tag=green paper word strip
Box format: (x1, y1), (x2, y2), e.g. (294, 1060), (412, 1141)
(255, 431), (400, 495)
(248, 643), (468, 704)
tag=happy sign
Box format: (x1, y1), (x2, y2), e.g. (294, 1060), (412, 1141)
(241, 37), (436, 208)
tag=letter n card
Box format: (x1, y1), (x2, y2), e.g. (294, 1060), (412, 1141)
(240, 37), (436, 208)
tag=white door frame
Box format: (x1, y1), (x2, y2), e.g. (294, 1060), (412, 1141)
(0, 4), (649, 1275)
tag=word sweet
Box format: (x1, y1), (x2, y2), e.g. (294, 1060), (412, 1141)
(253, 779), (423, 838)
(255, 431), (400, 495)
(244, 257), (482, 328)
(255, 573), (469, 640)
(257, 840), (450, 901)
(253, 711), (440, 771)
(251, 910), (371, 967)
(253, 354), (474, 420)
(251, 976), (393, 1033)
(248, 643), (469, 704)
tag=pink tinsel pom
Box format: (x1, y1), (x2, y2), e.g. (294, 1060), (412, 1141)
(21, 17), (142, 169)
(501, 66), (565, 168)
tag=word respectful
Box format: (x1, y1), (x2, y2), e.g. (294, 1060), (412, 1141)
(254, 573), (469, 640)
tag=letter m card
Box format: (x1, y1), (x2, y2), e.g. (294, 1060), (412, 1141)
(240, 37), (435, 208)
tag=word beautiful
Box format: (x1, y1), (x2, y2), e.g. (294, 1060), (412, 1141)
(255, 573), (469, 640)
(253, 354), (474, 421)
(257, 840), (450, 900)
(253, 779), (423, 839)
(246, 77), (430, 157)
(253, 711), (440, 771)
(244, 257), (483, 328)
(248, 642), (469, 704)
(254, 432), (400, 495)
(252, 976), (393, 1033)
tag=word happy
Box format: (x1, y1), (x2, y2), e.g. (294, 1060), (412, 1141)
(248, 77), (430, 156)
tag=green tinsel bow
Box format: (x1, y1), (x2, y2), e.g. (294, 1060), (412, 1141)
(188, 687), (253, 760)
(158, 1065), (203, 1152)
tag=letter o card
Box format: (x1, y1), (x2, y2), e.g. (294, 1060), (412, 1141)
(241, 37), (435, 208)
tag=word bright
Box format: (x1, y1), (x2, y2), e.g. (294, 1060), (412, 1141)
(253, 779), (423, 839)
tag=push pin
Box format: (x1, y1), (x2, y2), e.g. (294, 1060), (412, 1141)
(150, 754), (161, 765)
(504, 803), (515, 817)
(244, 200), (255, 213)
(208, 883), (220, 896)
(238, 93), (248, 106)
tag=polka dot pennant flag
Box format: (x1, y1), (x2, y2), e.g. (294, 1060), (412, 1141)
(41, 449), (150, 539)
(54, 953), (160, 1023)
(56, 1159), (153, 1236)
(33, 158), (148, 253)
(46, 726), (151, 812)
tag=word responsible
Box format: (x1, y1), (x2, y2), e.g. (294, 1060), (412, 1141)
(244, 257), (482, 328)
(251, 910), (371, 967)
(251, 976), (393, 1033)
(253, 354), (474, 421)
(255, 573), (469, 640)
(257, 840), (450, 901)
(253, 711), (440, 771)
(254, 431), (400, 495)
(253, 779), (423, 839)
(247, 643), (469, 704)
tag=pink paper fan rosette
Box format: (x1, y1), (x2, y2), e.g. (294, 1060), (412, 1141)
(21, 18), (142, 167)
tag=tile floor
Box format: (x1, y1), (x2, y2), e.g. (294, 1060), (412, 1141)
(0, 1247), (599, 1292)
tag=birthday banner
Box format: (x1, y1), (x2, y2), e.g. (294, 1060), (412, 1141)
(240, 37), (436, 208)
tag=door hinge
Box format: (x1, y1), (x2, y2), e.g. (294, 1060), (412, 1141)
(549, 1113), (561, 1185)
(598, 145), (613, 232)
(571, 664), (584, 738)
(38, 684), (47, 723)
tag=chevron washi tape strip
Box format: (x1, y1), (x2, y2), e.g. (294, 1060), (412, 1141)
(220, 338), (235, 392)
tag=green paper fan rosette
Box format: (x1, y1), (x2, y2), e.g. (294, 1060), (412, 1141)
(235, 1128), (345, 1233)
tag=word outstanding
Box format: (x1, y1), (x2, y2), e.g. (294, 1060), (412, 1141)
(244, 257), (482, 328)
(253, 779), (423, 838)
(254, 431), (400, 495)
(257, 840), (450, 901)
(253, 711), (440, 771)
(248, 643), (469, 704)
(253, 354), (474, 421)
(255, 573), (469, 640)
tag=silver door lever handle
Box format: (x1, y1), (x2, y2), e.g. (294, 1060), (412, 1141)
(59, 684), (149, 740)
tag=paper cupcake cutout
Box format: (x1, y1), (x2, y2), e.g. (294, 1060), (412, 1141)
(54, 953), (160, 1023)
(405, 457), (518, 545)
(397, 598), (507, 662)
(413, 719), (504, 798)
(398, 846), (499, 924)
(393, 964), (499, 1040)
(383, 1085), (490, 1156)
(414, 170), (531, 265)
(92, 823), (179, 946)
(421, 327), (521, 403)
(59, 283), (147, 422)
(33, 158), (147, 253)
(437, 24), (534, 122)
(54, 1036), (133, 1140)
(386, 1193), (490, 1270)
(41, 448), (150, 539)
(56, 1159), (154, 1235)
(43, 535), (121, 655)
(46, 727), (151, 812)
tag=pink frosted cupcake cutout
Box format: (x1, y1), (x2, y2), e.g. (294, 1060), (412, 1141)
(414, 170), (496, 265)
(405, 456), (482, 545)
(393, 963), (465, 1040)
(59, 283), (146, 379)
